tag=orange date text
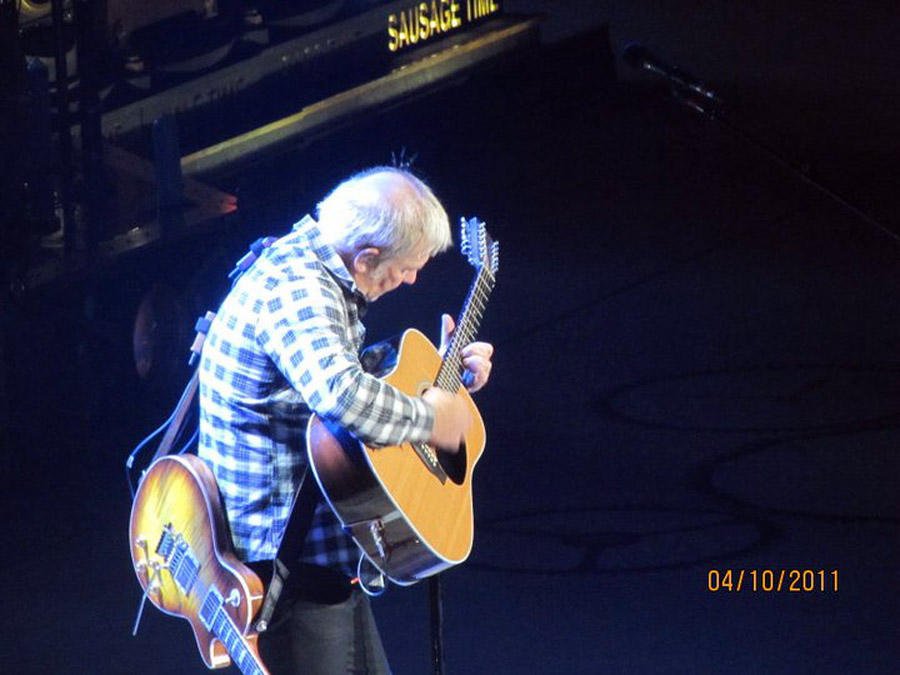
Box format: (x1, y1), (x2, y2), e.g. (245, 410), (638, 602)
(707, 569), (838, 593)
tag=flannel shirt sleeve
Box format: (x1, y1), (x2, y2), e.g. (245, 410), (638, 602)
(255, 265), (434, 447)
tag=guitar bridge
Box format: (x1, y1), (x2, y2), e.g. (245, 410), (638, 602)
(411, 442), (448, 484)
(141, 524), (200, 596)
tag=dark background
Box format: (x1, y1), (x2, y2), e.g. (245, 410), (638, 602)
(2, 1), (898, 672)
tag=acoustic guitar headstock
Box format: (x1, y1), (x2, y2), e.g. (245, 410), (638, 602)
(459, 216), (499, 279)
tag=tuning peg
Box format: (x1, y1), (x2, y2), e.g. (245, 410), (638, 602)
(459, 217), (470, 254)
(491, 241), (500, 273)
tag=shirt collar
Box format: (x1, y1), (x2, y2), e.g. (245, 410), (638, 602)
(292, 215), (369, 311)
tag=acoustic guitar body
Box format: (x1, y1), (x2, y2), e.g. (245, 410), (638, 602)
(307, 328), (486, 584)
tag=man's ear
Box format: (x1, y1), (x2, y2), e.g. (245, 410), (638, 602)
(352, 247), (382, 273)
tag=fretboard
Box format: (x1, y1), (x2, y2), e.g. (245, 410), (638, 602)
(434, 263), (495, 392)
(200, 587), (266, 675)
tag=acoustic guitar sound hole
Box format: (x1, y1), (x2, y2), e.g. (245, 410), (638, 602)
(437, 442), (467, 485)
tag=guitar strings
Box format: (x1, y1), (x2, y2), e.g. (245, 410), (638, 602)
(436, 266), (495, 392)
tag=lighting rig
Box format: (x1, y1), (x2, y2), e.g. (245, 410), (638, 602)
(2, 0), (538, 292)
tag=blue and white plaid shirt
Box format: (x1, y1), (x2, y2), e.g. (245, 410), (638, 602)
(198, 216), (435, 577)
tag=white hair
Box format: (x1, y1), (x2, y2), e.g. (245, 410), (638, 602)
(316, 167), (452, 262)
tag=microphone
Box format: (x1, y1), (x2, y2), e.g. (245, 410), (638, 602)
(622, 44), (721, 103)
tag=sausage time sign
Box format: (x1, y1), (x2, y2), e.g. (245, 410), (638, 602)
(387, 1), (502, 52)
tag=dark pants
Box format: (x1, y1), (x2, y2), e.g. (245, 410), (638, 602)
(249, 562), (391, 675)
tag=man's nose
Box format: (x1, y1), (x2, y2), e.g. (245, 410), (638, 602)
(404, 270), (417, 285)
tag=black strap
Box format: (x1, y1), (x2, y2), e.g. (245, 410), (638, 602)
(149, 236), (322, 632)
(225, 230), (324, 631)
(229, 236), (278, 280)
(152, 232), (277, 463)
(255, 464), (321, 632)
(149, 311), (216, 463)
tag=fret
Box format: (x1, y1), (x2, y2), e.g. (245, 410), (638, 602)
(198, 584), (266, 675)
(199, 587), (222, 629)
(435, 232), (497, 391)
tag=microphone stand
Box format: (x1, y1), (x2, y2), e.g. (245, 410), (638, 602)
(664, 80), (900, 246)
(429, 576), (445, 675)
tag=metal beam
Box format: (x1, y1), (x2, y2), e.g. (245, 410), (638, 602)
(180, 17), (540, 177)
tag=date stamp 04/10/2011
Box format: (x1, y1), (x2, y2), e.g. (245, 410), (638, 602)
(707, 569), (839, 593)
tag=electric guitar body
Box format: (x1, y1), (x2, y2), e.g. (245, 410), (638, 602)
(129, 453), (270, 674)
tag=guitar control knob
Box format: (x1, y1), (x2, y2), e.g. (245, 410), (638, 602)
(227, 589), (241, 607)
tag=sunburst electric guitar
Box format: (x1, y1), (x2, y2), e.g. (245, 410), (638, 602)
(307, 216), (499, 584)
(129, 453), (270, 674)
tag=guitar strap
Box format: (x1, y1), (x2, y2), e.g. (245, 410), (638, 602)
(255, 465), (321, 633)
(146, 235), (323, 633)
(148, 311), (215, 464)
(225, 234), (325, 632)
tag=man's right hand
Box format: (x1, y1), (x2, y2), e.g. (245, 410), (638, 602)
(422, 388), (472, 453)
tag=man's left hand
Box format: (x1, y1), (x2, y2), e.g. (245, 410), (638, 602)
(438, 314), (494, 393)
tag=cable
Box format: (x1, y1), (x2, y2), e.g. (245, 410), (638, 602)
(124, 410), (177, 499)
(177, 427), (199, 455)
(356, 555), (387, 597)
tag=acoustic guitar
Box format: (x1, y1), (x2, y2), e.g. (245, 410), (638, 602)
(307, 216), (499, 584)
(129, 453), (269, 674)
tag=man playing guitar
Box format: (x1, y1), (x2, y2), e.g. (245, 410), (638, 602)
(197, 167), (494, 673)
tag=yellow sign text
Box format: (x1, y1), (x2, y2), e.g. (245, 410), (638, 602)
(466, 0), (500, 21)
(388, 2), (464, 52)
